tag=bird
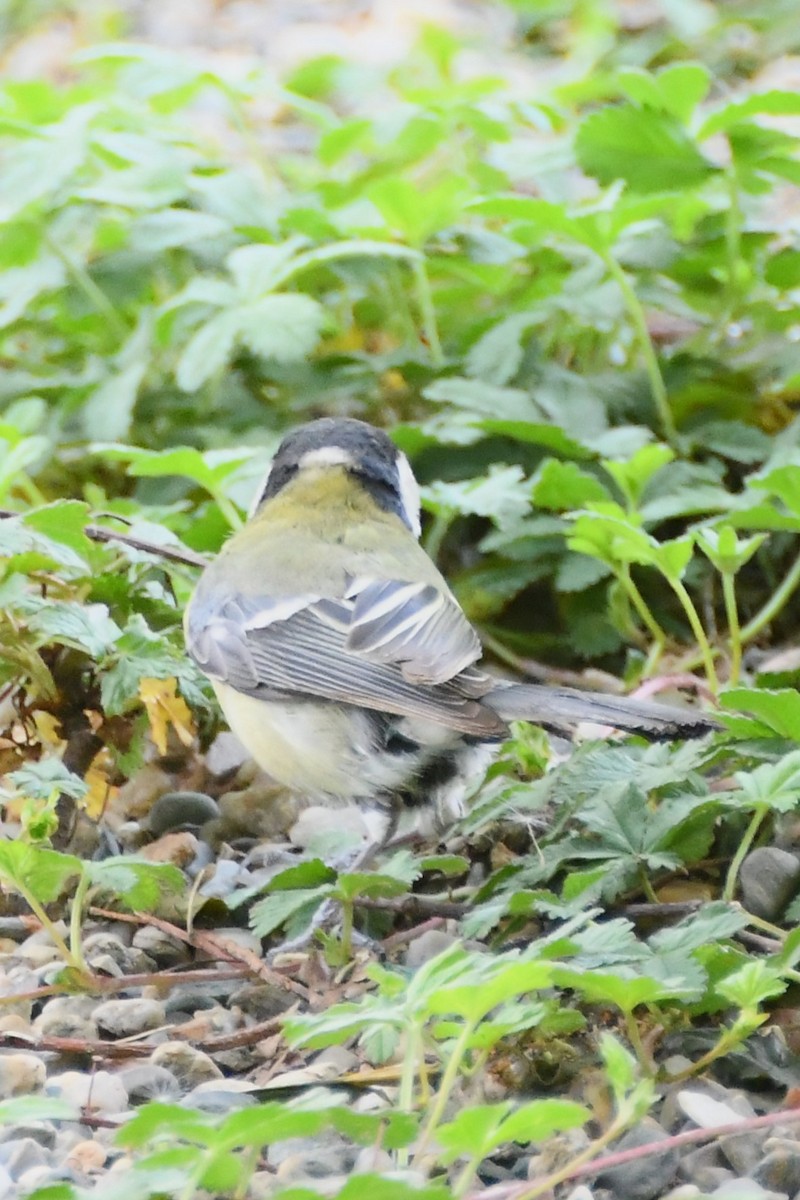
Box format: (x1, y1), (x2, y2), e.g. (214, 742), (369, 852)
(185, 417), (718, 842)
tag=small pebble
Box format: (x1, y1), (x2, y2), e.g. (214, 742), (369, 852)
(66, 1139), (107, 1173)
(708, 1180), (788, 1199)
(34, 996), (99, 1040)
(752, 1145), (800, 1194)
(718, 1129), (767, 1176)
(0, 1121), (56, 1150)
(148, 790), (220, 835)
(149, 1042), (222, 1089)
(141, 830), (199, 867)
(181, 1080), (258, 1114)
(46, 1070), (128, 1115)
(118, 1063), (181, 1105)
(595, 1117), (679, 1200)
(0, 1052), (46, 1098)
(94, 997), (166, 1038)
(404, 929), (458, 968)
(0, 1135), (54, 1180)
(739, 847), (800, 920)
(131, 924), (191, 967)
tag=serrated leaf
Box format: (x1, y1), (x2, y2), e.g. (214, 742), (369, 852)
(0, 841), (82, 903)
(533, 461), (610, 510)
(720, 688), (800, 741)
(577, 106), (714, 192)
(85, 858), (184, 909)
(176, 309), (240, 391)
(27, 601), (121, 658)
(250, 887), (331, 939)
(699, 89), (800, 139)
(238, 293), (325, 363)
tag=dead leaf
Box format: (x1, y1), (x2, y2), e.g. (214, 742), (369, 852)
(138, 677), (195, 754)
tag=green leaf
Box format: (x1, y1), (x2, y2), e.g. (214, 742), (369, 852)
(576, 106), (715, 192)
(617, 63), (711, 122)
(250, 886), (331, 939)
(176, 309), (240, 391)
(27, 600), (121, 658)
(717, 959), (788, 1009)
(238, 293), (325, 363)
(533, 461), (611, 510)
(0, 841), (82, 903)
(699, 90), (800, 139)
(85, 858), (184, 909)
(10, 759), (88, 803)
(720, 688), (800, 741)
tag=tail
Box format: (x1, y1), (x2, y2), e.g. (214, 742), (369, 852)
(486, 683), (719, 741)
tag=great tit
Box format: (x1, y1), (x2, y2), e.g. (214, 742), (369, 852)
(185, 418), (717, 838)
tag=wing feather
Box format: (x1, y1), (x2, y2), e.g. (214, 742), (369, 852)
(187, 587), (504, 738)
(345, 578), (480, 684)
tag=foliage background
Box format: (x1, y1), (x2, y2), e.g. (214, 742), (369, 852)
(3, 1), (800, 1198)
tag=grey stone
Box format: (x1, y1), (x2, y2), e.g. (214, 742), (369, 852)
(0, 1135), (53, 1179)
(753, 1148), (800, 1195)
(205, 732), (250, 778)
(46, 1070), (128, 1115)
(695, 1168), (737, 1191)
(228, 981), (295, 1020)
(118, 1063), (181, 1105)
(739, 847), (800, 920)
(678, 1142), (726, 1181)
(0, 1121), (56, 1150)
(149, 1043), (222, 1089)
(405, 929), (459, 968)
(131, 925), (191, 967)
(94, 997), (166, 1038)
(0, 1052), (46, 1098)
(719, 1130), (768, 1176)
(148, 791), (220, 835)
(595, 1117), (679, 1200)
(180, 1082), (257, 1114)
(33, 996), (99, 1039)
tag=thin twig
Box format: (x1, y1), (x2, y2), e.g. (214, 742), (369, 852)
(467, 1105), (800, 1200)
(89, 906), (310, 1002)
(0, 509), (207, 569)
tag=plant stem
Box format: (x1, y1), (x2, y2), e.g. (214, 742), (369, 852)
(68, 872), (91, 976)
(517, 1114), (630, 1200)
(724, 803), (768, 902)
(624, 1008), (655, 1076)
(721, 571), (742, 686)
(603, 254), (677, 445)
(662, 1015), (765, 1084)
(638, 864), (660, 905)
(416, 1017), (478, 1158)
(412, 258), (444, 366)
(211, 489), (243, 531)
(423, 509), (454, 564)
(740, 549), (800, 645)
(397, 1021), (423, 1169)
(723, 166), (743, 324)
(668, 577), (718, 692)
(44, 235), (127, 341)
(618, 568), (668, 659)
(19, 887), (75, 969)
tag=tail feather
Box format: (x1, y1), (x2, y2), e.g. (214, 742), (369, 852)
(486, 683), (719, 740)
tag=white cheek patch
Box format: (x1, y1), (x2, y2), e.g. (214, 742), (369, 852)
(395, 450), (421, 538)
(299, 446), (356, 469)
